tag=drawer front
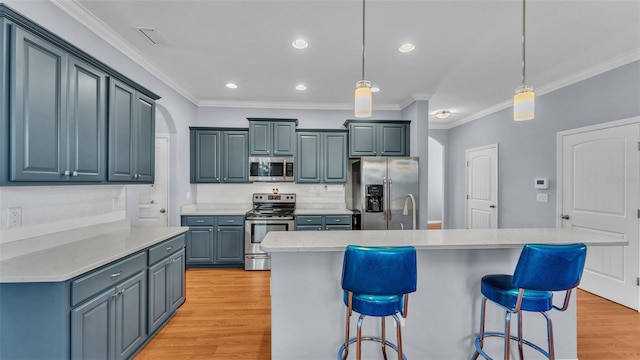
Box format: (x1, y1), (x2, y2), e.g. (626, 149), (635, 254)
(296, 216), (322, 226)
(217, 216), (244, 226)
(148, 234), (186, 265)
(71, 252), (146, 306)
(183, 216), (214, 226)
(295, 225), (324, 231)
(325, 225), (352, 231)
(325, 215), (352, 226)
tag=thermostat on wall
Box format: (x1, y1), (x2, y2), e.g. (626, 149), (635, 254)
(534, 178), (549, 190)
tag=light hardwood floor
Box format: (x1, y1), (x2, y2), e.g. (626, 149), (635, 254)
(135, 269), (640, 360)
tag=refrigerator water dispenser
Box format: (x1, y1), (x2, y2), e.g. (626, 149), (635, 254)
(366, 185), (384, 212)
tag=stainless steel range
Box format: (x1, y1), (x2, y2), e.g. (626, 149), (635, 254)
(244, 193), (295, 270)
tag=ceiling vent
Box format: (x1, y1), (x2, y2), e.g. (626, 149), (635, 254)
(136, 27), (168, 45)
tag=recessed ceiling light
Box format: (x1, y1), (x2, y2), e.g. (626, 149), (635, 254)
(292, 39), (308, 49)
(434, 110), (452, 119)
(295, 84), (307, 91)
(371, 87), (380, 93)
(398, 43), (416, 53)
(225, 83), (238, 89)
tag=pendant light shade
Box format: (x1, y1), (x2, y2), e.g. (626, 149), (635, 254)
(355, 80), (372, 118)
(354, 0), (372, 118)
(514, 0), (535, 121)
(514, 85), (534, 121)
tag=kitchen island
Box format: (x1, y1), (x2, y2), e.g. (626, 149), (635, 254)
(261, 228), (625, 360)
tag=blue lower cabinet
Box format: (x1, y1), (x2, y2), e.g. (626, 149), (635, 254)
(0, 233), (186, 360)
(182, 215), (245, 268)
(148, 248), (185, 335)
(295, 214), (352, 231)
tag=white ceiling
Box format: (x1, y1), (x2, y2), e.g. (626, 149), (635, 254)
(54, 0), (640, 127)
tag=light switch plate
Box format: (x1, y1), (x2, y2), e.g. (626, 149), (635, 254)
(536, 193), (548, 203)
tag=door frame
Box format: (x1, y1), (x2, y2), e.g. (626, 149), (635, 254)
(556, 116), (640, 309)
(464, 143), (499, 229)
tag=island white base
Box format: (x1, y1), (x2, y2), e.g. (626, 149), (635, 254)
(270, 248), (577, 360)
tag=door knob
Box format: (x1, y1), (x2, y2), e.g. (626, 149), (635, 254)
(560, 214), (570, 220)
(489, 205), (496, 208)
(160, 208), (166, 213)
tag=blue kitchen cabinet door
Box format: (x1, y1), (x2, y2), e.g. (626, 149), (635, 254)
(114, 271), (147, 360)
(378, 123), (407, 156)
(71, 287), (115, 360)
(322, 132), (348, 183)
(249, 121), (271, 155)
(134, 93), (155, 183)
(272, 121), (296, 156)
(222, 130), (249, 183)
(348, 123), (377, 157)
(67, 57), (108, 182)
(296, 132), (322, 183)
(186, 226), (215, 264)
(215, 225), (244, 263)
(191, 130), (221, 183)
(148, 248), (185, 335)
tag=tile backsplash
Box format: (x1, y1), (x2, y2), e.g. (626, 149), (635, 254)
(195, 183), (346, 209)
(0, 185), (126, 244)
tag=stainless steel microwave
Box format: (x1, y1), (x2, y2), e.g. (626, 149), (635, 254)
(249, 157), (295, 182)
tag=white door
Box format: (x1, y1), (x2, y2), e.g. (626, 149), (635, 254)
(558, 121), (639, 310)
(138, 135), (169, 227)
(465, 144), (498, 229)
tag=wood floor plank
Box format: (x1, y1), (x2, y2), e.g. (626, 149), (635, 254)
(135, 269), (640, 359)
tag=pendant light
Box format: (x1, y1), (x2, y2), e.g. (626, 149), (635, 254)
(514, 0), (535, 121)
(354, 0), (372, 118)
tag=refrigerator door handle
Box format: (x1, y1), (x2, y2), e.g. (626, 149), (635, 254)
(387, 177), (393, 221)
(383, 177), (388, 220)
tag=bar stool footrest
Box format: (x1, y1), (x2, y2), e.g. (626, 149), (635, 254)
(471, 332), (550, 360)
(338, 336), (408, 360)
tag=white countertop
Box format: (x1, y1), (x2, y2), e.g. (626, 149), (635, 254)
(180, 209), (249, 216)
(0, 226), (188, 283)
(261, 228), (627, 252)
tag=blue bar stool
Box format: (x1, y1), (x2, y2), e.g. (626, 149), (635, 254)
(471, 243), (587, 360)
(338, 245), (417, 360)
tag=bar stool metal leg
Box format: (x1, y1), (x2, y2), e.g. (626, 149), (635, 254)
(393, 314), (403, 360)
(342, 308), (351, 360)
(381, 317), (388, 360)
(517, 312), (524, 360)
(504, 312), (512, 360)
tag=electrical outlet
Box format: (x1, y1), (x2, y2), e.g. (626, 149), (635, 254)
(536, 193), (548, 203)
(7, 207), (22, 228)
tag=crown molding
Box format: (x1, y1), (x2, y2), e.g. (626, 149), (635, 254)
(399, 93), (433, 109)
(442, 50), (640, 130)
(198, 99), (401, 112)
(50, 0), (199, 105)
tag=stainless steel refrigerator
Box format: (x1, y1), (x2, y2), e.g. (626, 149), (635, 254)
(351, 157), (419, 230)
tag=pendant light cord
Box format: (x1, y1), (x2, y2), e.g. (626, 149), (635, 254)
(521, 0), (526, 85)
(361, 0), (366, 81)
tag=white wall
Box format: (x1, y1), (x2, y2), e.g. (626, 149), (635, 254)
(427, 137), (444, 222)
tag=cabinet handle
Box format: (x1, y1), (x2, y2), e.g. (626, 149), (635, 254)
(209, 229), (212, 232)
(227, 220), (234, 223)
(110, 272), (122, 279)
(166, 246), (173, 252)
(63, 170), (70, 176)
(306, 219), (312, 222)
(218, 229), (221, 232)
(196, 220), (204, 223)
(334, 219), (341, 222)
(73, 170), (78, 177)
(224, 178), (227, 181)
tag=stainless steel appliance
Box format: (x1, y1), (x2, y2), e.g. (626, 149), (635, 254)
(351, 157), (419, 230)
(249, 157), (295, 182)
(244, 193), (295, 270)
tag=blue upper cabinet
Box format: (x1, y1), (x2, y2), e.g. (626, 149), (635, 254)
(0, 5), (159, 185)
(8, 25), (108, 183)
(190, 127), (249, 184)
(248, 118), (297, 156)
(296, 130), (348, 184)
(107, 80), (155, 183)
(344, 120), (410, 158)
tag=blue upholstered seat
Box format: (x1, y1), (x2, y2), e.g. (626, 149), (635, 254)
(338, 245), (417, 360)
(471, 243), (587, 360)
